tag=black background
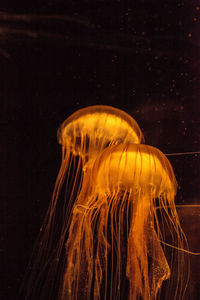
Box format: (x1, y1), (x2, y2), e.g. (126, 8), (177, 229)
(1, 1), (200, 299)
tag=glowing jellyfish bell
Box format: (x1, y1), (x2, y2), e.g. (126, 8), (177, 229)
(25, 106), (144, 300)
(57, 105), (144, 166)
(56, 105), (144, 218)
(63, 143), (187, 300)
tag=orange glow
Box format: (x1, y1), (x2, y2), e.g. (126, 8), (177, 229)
(24, 106), (191, 300)
(62, 144), (188, 300)
(56, 105), (144, 220)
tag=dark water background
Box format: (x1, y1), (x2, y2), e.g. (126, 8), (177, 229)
(1, 1), (200, 299)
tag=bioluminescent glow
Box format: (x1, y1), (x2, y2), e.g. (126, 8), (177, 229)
(62, 143), (188, 300)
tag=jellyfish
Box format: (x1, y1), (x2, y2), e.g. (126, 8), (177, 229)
(62, 143), (188, 300)
(56, 105), (144, 222)
(24, 106), (144, 300)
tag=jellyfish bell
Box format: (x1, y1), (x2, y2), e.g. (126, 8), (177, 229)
(55, 105), (144, 225)
(57, 105), (144, 181)
(92, 144), (177, 198)
(55, 105), (144, 230)
(74, 143), (176, 212)
(57, 105), (144, 162)
(64, 144), (187, 300)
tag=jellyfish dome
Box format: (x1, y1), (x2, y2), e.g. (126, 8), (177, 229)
(92, 143), (177, 198)
(55, 105), (144, 218)
(64, 144), (187, 300)
(57, 105), (144, 164)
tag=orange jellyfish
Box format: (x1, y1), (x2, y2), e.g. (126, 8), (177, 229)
(56, 105), (144, 220)
(25, 106), (144, 300)
(62, 143), (188, 300)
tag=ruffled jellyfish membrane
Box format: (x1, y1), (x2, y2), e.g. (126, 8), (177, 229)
(63, 143), (188, 300)
(25, 106), (144, 300)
